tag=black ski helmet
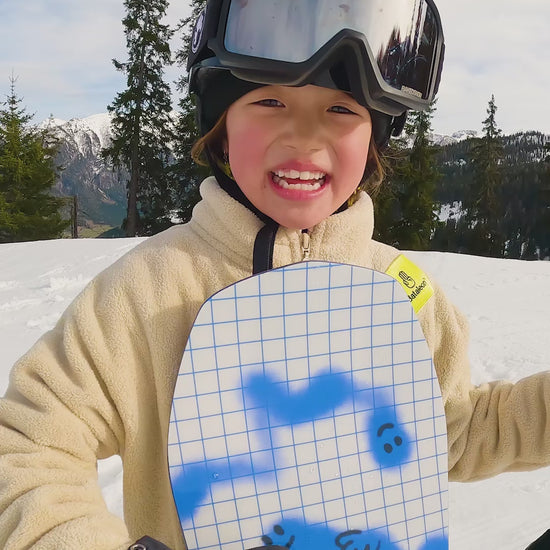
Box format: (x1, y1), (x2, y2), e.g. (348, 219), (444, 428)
(187, 0), (445, 149)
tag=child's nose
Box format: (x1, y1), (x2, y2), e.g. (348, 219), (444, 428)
(282, 111), (324, 152)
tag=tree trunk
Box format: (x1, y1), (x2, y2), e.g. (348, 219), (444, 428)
(126, 148), (140, 237)
(72, 195), (78, 238)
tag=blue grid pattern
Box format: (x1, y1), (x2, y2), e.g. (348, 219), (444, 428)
(168, 262), (448, 550)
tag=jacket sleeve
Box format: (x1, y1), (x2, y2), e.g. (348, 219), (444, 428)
(0, 267), (138, 548)
(422, 280), (550, 482)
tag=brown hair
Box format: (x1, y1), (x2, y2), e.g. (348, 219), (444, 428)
(191, 110), (386, 205)
(191, 111), (228, 171)
(350, 133), (386, 205)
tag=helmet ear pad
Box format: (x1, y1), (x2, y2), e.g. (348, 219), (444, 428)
(370, 110), (408, 150)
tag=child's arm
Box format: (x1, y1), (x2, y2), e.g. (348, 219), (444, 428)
(0, 285), (133, 549)
(450, 370), (550, 481)
(0, 238), (191, 549)
(421, 279), (550, 481)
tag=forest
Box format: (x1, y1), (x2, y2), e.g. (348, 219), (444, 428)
(374, 99), (550, 260)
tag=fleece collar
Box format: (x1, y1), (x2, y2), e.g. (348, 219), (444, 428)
(189, 177), (376, 272)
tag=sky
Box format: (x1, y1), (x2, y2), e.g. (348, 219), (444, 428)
(1, 0), (549, 136)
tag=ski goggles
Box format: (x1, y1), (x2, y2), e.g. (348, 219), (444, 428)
(188, 0), (445, 116)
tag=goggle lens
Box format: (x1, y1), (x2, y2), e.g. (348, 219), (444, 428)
(224, 0), (440, 100)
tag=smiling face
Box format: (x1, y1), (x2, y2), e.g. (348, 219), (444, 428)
(225, 85), (372, 229)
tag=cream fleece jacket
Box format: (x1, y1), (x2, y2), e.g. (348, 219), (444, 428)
(1, 177), (550, 550)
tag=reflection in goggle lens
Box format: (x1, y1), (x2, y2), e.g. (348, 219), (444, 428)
(224, 0), (439, 99)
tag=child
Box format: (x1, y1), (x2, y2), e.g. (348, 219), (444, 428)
(1, 1), (549, 549)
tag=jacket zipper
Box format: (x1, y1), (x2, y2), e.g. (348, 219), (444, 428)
(301, 229), (310, 261)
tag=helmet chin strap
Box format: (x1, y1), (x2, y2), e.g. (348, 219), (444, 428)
(207, 150), (280, 274)
(207, 149), (274, 225)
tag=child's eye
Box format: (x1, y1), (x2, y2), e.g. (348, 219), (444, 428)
(329, 105), (356, 114)
(255, 99), (284, 107)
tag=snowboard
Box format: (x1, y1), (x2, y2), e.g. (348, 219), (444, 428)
(168, 261), (448, 550)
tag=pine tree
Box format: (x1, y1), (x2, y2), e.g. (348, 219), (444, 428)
(171, 95), (209, 223)
(0, 78), (68, 242)
(466, 95), (505, 257)
(534, 143), (550, 258)
(372, 137), (407, 247)
(171, 0), (210, 223)
(102, 0), (176, 236)
(401, 104), (441, 249)
(374, 102), (440, 250)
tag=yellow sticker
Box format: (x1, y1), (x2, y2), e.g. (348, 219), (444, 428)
(385, 254), (434, 314)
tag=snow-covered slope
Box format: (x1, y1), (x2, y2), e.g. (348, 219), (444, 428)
(1, 239), (550, 548)
(431, 130), (480, 147)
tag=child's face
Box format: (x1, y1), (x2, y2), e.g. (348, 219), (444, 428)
(225, 84), (372, 230)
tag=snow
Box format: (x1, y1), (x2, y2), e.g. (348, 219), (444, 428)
(79, 112), (113, 150)
(39, 117), (68, 129)
(1, 238), (550, 548)
(431, 130), (480, 147)
(437, 202), (463, 223)
(40, 114), (112, 152)
(41, 112), (114, 158)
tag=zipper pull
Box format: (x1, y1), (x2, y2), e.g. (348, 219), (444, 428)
(301, 229), (310, 261)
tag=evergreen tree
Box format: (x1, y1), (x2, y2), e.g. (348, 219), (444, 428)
(0, 78), (68, 242)
(171, 0), (209, 223)
(171, 94), (209, 223)
(102, 0), (175, 236)
(465, 95), (505, 257)
(374, 102), (440, 250)
(372, 136), (407, 247)
(534, 143), (550, 258)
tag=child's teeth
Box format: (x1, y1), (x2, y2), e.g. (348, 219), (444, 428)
(275, 169), (326, 181)
(280, 180), (322, 191)
(272, 174), (323, 191)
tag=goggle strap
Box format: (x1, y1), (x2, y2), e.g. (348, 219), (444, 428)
(188, 1), (223, 71)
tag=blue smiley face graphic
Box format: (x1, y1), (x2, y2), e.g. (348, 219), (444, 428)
(261, 520), (333, 550)
(367, 403), (412, 469)
(261, 520), (399, 550)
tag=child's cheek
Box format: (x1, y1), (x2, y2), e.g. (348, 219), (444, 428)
(236, 122), (269, 150)
(340, 131), (371, 178)
(229, 123), (271, 170)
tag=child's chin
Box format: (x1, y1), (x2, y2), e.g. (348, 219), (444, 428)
(273, 212), (327, 230)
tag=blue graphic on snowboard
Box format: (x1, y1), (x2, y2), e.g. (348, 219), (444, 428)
(260, 520), (447, 550)
(170, 371), (443, 549)
(261, 519), (397, 550)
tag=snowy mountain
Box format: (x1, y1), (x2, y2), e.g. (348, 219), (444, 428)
(430, 129), (480, 146)
(44, 112), (113, 154)
(42, 113), (126, 231)
(43, 112), (477, 226)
